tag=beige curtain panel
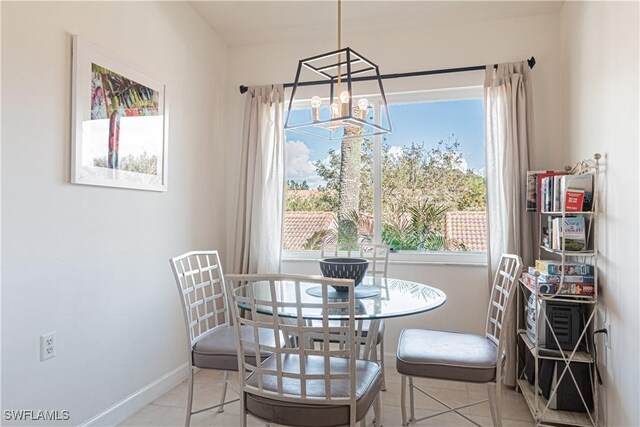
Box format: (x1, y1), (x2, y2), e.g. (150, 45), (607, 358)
(484, 61), (535, 387)
(232, 85), (285, 275)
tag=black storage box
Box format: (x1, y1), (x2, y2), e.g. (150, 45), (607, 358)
(538, 359), (594, 412)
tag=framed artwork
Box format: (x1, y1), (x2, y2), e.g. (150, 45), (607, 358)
(71, 35), (168, 191)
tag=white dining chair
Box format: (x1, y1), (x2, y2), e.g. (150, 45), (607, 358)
(169, 251), (280, 426)
(395, 253), (523, 426)
(226, 273), (384, 427)
(321, 242), (390, 390)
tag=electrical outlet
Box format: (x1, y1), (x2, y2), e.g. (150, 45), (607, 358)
(40, 332), (56, 361)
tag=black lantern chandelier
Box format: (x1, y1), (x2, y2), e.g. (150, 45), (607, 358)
(284, 0), (392, 141)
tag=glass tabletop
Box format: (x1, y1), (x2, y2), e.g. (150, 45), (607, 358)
(235, 277), (446, 320)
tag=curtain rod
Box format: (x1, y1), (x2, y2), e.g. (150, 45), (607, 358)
(239, 56), (535, 94)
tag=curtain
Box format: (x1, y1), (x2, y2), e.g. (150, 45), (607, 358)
(484, 62), (535, 386)
(231, 85), (285, 274)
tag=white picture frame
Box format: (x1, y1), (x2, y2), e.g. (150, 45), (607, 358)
(71, 35), (168, 191)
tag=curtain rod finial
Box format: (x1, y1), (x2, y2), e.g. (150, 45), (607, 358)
(239, 85), (249, 94)
(528, 56), (536, 69)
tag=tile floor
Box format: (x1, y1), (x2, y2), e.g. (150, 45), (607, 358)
(120, 368), (535, 427)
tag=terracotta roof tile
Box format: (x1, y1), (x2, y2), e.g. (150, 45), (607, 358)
(444, 211), (487, 252)
(283, 211), (336, 251)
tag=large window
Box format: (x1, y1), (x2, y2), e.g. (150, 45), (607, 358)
(283, 87), (486, 254)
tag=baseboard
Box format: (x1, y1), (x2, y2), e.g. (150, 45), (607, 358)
(78, 363), (189, 427)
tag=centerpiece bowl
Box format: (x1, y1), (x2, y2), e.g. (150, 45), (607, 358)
(319, 257), (369, 292)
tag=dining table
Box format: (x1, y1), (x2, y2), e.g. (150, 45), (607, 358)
(235, 276), (447, 362)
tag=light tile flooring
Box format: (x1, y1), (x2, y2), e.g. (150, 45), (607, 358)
(120, 369), (535, 427)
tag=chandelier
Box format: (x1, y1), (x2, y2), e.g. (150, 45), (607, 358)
(283, 0), (392, 141)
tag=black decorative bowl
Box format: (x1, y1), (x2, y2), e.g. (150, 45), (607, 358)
(319, 257), (369, 292)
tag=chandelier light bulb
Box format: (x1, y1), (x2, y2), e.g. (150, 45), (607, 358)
(311, 96), (322, 122)
(330, 103), (340, 119)
(339, 91), (351, 104)
(310, 96), (322, 108)
(357, 98), (369, 119)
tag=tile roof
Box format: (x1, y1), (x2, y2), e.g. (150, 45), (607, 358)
(283, 211), (336, 250)
(444, 211), (487, 252)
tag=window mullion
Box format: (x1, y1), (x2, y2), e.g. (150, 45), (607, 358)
(373, 100), (382, 244)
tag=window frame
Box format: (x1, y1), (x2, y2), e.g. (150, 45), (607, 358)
(282, 85), (487, 266)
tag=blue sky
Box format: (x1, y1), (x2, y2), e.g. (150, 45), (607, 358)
(285, 98), (484, 189)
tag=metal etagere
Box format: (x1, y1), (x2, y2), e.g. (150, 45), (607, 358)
(516, 153), (601, 427)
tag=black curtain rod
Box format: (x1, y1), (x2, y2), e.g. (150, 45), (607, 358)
(239, 56), (535, 94)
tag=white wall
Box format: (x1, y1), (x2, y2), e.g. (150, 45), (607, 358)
(559, 2), (640, 425)
(1, 2), (228, 425)
(226, 12), (563, 351)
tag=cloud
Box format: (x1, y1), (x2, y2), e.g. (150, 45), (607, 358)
(286, 140), (324, 189)
(456, 156), (469, 172)
(388, 146), (403, 158)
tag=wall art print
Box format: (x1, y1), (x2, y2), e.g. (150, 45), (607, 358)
(72, 35), (168, 191)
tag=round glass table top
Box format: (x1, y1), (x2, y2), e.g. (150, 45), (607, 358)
(235, 277), (446, 320)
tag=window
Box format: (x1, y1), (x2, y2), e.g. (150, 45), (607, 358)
(283, 87), (486, 255)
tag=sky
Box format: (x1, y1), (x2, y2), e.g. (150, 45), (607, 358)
(285, 98), (485, 189)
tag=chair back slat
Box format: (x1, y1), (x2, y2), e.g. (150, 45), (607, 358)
(170, 251), (229, 348)
(226, 273), (359, 411)
(321, 243), (390, 278)
(485, 253), (522, 347)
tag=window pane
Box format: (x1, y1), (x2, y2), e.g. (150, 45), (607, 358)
(284, 109), (374, 250)
(381, 99), (486, 252)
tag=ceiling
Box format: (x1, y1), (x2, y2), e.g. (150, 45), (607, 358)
(191, 1), (563, 46)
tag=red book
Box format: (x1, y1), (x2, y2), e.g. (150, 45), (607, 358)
(565, 189), (585, 212)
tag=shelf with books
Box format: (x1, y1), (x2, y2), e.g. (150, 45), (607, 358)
(518, 154), (601, 427)
(540, 246), (596, 256)
(518, 278), (597, 303)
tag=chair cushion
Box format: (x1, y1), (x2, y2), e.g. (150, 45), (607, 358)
(396, 329), (497, 383)
(311, 319), (385, 344)
(192, 325), (279, 371)
(245, 354), (383, 426)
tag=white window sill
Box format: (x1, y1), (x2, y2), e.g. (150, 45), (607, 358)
(282, 250), (487, 267)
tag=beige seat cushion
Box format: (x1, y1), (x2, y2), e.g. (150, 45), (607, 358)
(396, 329), (497, 383)
(245, 354), (383, 426)
(192, 325), (279, 371)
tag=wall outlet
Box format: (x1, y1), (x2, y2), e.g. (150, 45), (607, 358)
(40, 332), (56, 361)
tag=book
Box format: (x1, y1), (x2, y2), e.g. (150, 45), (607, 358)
(526, 172), (538, 212)
(564, 188), (585, 212)
(553, 175), (563, 212)
(527, 267), (594, 283)
(533, 171), (566, 212)
(559, 216), (587, 251)
(565, 174), (594, 211)
(535, 260), (593, 275)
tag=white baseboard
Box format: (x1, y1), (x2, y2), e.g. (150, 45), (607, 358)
(78, 363), (189, 427)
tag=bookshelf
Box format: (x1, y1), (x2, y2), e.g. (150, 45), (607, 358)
(517, 154), (601, 427)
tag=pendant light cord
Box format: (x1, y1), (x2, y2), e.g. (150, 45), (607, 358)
(337, 0), (342, 98)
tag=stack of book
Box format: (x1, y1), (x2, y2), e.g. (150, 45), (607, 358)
(527, 171), (593, 212)
(520, 260), (595, 296)
(542, 215), (588, 252)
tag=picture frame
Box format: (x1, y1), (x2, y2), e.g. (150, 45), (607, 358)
(71, 35), (168, 191)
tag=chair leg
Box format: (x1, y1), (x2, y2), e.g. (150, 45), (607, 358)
(185, 367), (194, 427)
(409, 377), (415, 422)
(487, 382), (503, 427)
(379, 339), (386, 391)
(400, 375), (408, 426)
(217, 370), (229, 413)
(373, 394), (382, 427)
(240, 393), (247, 427)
